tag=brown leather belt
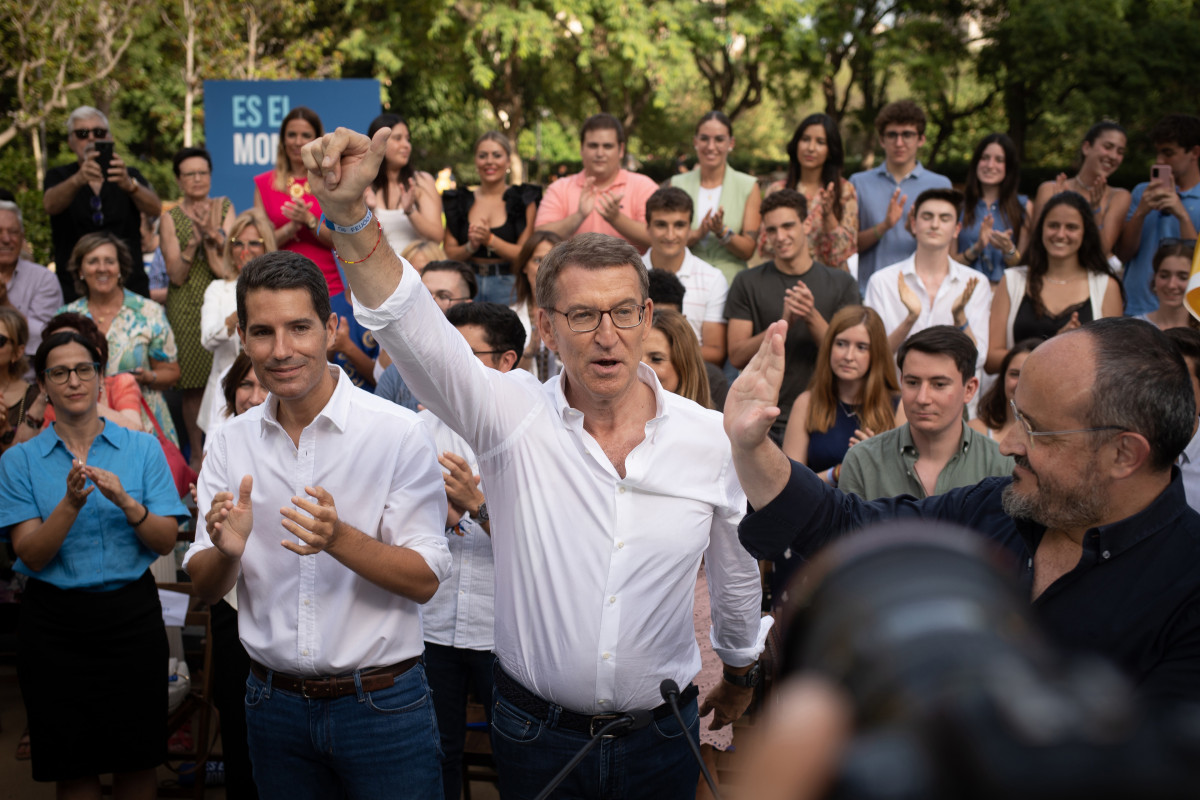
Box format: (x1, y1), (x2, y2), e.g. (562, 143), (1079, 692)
(250, 657), (420, 699)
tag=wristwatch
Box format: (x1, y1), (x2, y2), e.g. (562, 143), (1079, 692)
(720, 227), (734, 244)
(722, 662), (760, 688)
(476, 501), (489, 522)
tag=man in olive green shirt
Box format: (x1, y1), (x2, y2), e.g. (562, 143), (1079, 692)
(840, 326), (1012, 499)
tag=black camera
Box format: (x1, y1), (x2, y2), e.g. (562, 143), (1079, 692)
(778, 522), (1200, 800)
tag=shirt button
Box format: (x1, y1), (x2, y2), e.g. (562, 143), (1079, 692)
(302, 649), (309, 656)
(599, 699), (609, 705)
(602, 652), (611, 660)
(618, 486), (626, 494)
(304, 599), (311, 606)
(609, 596), (616, 604)
(1102, 550), (1111, 560)
(617, 541), (624, 549)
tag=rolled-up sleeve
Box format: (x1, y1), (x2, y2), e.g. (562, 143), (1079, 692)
(380, 416), (451, 584)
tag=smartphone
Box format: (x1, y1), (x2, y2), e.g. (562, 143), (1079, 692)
(1151, 164), (1173, 189)
(95, 141), (114, 175)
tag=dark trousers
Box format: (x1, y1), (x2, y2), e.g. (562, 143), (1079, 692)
(211, 599), (258, 799)
(423, 642), (497, 800)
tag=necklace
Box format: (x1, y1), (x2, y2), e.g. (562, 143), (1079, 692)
(838, 399), (858, 418)
(287, 175), (310, 201)
(1044, 275), (1080, 285)
(88, 297), (123, 326)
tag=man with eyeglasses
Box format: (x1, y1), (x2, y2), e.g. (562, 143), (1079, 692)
(43, 106), (162, 302)
(0, 200), (62, 361)
(303, 125), (768, 800)
(849, 99), (951, 292)
(727, 316), (1200, 703)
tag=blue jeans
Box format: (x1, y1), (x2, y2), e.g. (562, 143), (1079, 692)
(476, 273), (516, 305)
(244, 663), (442, 800)
(423, 644), (496, 800)
(489, 683), (700, 800)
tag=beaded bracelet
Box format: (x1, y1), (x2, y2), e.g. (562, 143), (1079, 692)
(130, 504), (150, 528)
(332, 219), (384, 265)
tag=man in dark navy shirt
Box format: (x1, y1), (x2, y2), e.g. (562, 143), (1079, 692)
(725, 316), (1200, 702)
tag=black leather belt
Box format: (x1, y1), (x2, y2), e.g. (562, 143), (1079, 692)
(494, 664), (698, 737)
(250, 657), (420, 699)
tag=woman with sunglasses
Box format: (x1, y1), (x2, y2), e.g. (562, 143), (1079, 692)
(160, 147), (235, 469)
(0, 329), (188, 798)
(198, 209), (277, 434)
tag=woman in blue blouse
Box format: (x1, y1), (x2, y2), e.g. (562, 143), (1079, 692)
(953, 133), (1032, 284)
(0, 330), (188, 796)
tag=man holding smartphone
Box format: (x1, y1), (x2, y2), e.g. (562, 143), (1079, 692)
(43, 106), (162, 302)
(1117, 113), (1200, 316)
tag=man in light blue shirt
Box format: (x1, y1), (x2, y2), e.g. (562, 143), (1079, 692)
(850, 99), (951, 292)
(1117, 113), (1200, 316)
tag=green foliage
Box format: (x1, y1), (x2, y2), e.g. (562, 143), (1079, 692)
(0, 140), (52, 265)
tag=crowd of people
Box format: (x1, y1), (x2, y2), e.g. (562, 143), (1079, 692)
(0, 97), (1198, 800)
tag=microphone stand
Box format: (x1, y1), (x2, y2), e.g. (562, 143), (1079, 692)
(532, 713), (648, 800)
(662, 679), (721, 800)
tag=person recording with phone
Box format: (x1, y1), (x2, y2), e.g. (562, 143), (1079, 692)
(43, 106), (162, 303)
(1117, 113), (1200, 316)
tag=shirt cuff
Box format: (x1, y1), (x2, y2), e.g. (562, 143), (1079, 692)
(350, 259), (423, 332)
(712, 616), (774, 668)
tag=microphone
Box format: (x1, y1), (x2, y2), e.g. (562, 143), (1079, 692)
(661, 679), (722, 800)
(532, 711), (647, 800)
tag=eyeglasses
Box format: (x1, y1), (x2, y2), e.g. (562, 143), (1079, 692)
(432, 291), (472, 304)
(883, 130), (920, 142)
(73, 127), (108, 140)
(1160, 238), (1197, 248)
(549, 304), (646, 333)
(44, 362), (100, 384)
(179, 170), (210, 180)
(1009, 399), (1126, 447)
(231, 238), (265, 249)
(89, 195), (103, 226)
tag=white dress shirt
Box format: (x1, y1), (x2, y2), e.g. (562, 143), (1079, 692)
(864, 254), (992, 375)
(354, 263), (768, 713)
(641, 249), (729, 344)
(185, 367), (451, 676)
(1179, 422), (1200, 513)
(197, 279), (240, 433)
(419, 410), (496, 651)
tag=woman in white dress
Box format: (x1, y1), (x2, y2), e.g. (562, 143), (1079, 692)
(197, 209), (276, 433)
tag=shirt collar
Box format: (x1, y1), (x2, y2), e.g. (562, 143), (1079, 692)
(551, 362), (668, 425)
(1180, 423), (1200, 466)
(876, 161), (926, 182)
(899, 420), (971, 456)
(1014, 468), (1190, 560)
(37, 417), (122, 458)
(258, 365), (351, 437)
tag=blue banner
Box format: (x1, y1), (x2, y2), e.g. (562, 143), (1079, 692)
(203, 79), (381, 213)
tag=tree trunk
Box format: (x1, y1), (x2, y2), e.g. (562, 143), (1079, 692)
(183, 0), (196, 146)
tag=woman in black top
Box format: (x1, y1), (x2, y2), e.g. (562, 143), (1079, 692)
(442, 131), (541, 304)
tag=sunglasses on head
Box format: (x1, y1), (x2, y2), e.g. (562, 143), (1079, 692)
(73, 127), (108, 140)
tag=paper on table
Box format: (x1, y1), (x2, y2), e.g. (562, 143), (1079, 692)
(159, 589), (190, 626)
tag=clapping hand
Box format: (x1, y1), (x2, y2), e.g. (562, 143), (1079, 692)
(595, 191), (625, 223)
(951, 276), (979, 323)
(206, 475), (254, 559)
(885, 188), (907, 230)
(577, 177), (597, 217)
(818, 183), (840, 234)
(782, 283), (815, 326)
(467, 223), (492, 250)
(64, 459), (94, 509)
(848, 428), (876, 448)
(898, 273), (922, 320)
(439, 452), (483, 516)
(1057, 311), (1081, 335)
(280, 486), (343, 555)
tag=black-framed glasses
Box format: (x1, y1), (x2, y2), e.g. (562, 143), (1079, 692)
(549, 304), (646, 333)
(1009, 399), (1126, 448)
(44, 362), (101, 384)
(883, 130), (919, 142)
(73, 127), (108, 140)
(1160, 238), (1197, 248)
(432, 291), (472, 304)
(89, 195), (103, 226)
(231, 238), (265, 249)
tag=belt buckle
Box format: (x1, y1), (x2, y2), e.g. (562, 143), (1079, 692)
(589, 713), (623, 737)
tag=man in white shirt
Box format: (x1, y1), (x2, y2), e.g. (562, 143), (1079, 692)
(864, 188), (991, 375)
(184, 251), (451, 800)
(304, 127), (768, 800)
(641, 187), (729, 365)
(422, 301), (524, 800)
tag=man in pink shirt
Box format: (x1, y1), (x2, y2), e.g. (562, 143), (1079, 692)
(535, 113), (657, 248)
